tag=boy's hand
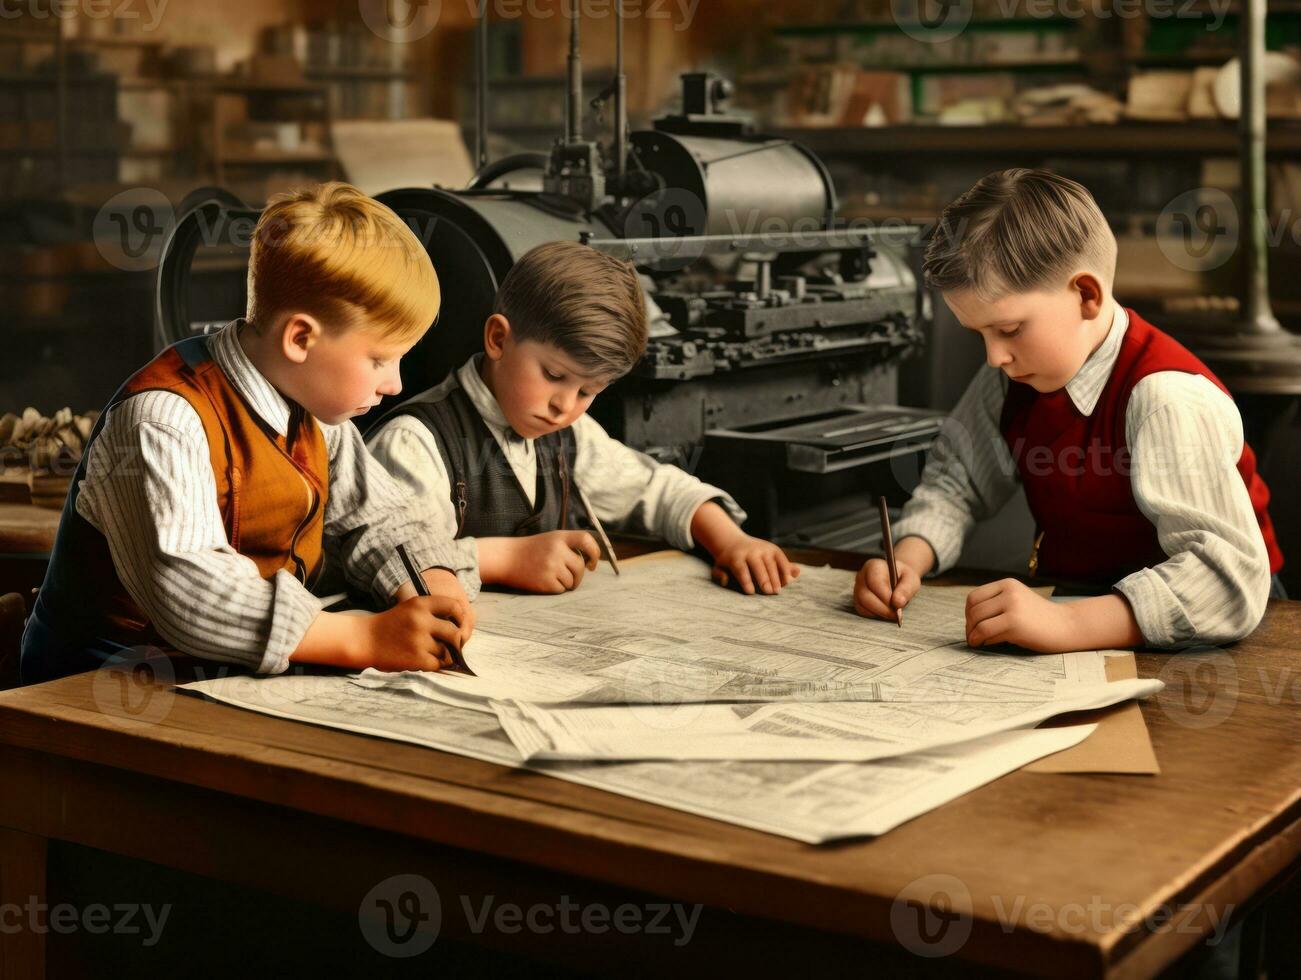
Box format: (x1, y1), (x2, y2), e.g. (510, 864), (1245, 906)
(965, 579), (1077, 653)
(854, 557), (921, 623)
(422, 567), (476, 649)
(503, 531), (601, 594)
(362, 594), (473, 672)
(710, 534), (800, 595)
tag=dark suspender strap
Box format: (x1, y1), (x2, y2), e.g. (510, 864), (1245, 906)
(173, 334), (212, 369)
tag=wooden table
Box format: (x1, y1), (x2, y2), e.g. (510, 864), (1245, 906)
(0, 502), (59, 610)
(0, 546), (1297, 978)
(0, 503), (58, 556)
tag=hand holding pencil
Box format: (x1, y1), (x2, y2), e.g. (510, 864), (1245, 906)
(852, 498), (929, 626)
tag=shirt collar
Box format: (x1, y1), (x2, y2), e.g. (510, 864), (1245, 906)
(1064, 305), (1128, 417)
(455, 354), (531, 445)
(208, 319), (293, 437)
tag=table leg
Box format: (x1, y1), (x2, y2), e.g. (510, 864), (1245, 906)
(0, 827), (46, 980)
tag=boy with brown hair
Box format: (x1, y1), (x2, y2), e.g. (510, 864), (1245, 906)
(22, 182), (475, 684)
(854, 168), (1282, 651)
(369, 240), (798, 596)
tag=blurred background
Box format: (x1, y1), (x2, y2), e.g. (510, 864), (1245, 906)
(1, 0), (1298, 592)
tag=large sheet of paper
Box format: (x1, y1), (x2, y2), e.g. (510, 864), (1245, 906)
(489, 677), (1162, 761)
(356, 555), (1114, 708)
(180, 674), (1095, 843)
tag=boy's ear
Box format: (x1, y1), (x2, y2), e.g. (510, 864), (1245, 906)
(483, 313), (512, 361)
(281, 314), (322, 365)
(1072, 273), (1105, 320)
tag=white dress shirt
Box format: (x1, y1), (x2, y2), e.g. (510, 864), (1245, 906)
(367, 355), (746, 592)
(893, 305), (1272, 647)
(74, 321), (475, 675)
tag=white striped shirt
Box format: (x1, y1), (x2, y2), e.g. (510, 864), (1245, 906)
(893, 305), (1273, 648)
(367, 355), (745, 593)
(74, 321), (474, 675)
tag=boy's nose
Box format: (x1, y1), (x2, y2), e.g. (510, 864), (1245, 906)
(379, 366), (403, 397)
(549, 391), (575, 418)
(985, 341), (1012, 369)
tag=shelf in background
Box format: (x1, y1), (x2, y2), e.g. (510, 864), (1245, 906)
(305, 66), (415, 81)
(774, 18), (1078, 35)
(776, 123), (1301, 156)
(813, 61), (1087, 74)
(217, 149), (334, 165)
(0, 28), (61, 43)
(212, 79), (328, 95)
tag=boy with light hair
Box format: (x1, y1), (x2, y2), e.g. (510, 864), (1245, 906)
(23, 182), (475, 684)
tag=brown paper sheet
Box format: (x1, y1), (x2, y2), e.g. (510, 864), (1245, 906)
(1027, 653), (1160, 774)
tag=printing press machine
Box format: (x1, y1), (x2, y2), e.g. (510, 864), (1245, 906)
(154, 12), (944, 553)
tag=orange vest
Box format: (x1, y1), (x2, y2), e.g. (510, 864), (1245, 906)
(35, 335), (329, 650)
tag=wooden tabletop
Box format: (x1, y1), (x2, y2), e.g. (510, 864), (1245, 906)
(0, 546), (1297, 978)
(0, 502), (59, 555)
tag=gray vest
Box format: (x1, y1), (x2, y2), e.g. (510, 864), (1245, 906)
(379, 378), (583, 539)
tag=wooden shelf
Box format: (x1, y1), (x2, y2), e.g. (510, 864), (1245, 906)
(118, 78), (199, 91)
(212, 79), (328, 95)
(776, 123), (1301, 156)
(0, 29), (61, 43)
(775, 18), (1077, 35)
(1130, 52), (1237, 67)
(121, 145), (180, 157)
(209, 77), (337, 185)
(0, 146), (120, 156)
(66, 35), (164, 48)
(306, 66), (415, 81)
(859, 61), (1086, 74)
(217, 149), (334, 165)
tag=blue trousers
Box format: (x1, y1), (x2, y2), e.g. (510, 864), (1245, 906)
(18, 598), (132, 686)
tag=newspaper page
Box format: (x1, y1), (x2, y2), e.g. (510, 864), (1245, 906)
(490, 677), (1161, 761)
(180, 673), (1095, 843)
(356, 555), (1111, 707)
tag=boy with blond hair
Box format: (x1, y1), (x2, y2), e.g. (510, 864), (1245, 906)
(855, 168), (1283, 651)
(369, 240), (799, 596)
(23, 182), (475, 684)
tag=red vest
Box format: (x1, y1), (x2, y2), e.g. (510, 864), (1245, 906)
(999, 309), (1283, 583)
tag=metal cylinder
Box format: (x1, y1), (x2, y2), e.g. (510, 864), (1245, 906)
(629, 131), (836, 239)
(1240, 0), (1281, 334)
(566, 3), (582, 144)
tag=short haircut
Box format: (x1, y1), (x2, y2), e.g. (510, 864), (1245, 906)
(247, 181), (439, 343)
(923, 169), (1117, 299)
(494, 241), (648, 378)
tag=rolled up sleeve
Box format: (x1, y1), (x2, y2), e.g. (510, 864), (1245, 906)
(324, 421), (479, 602)
(570, 414), (746, 551)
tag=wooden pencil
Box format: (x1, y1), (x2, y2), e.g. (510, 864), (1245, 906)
(877, 496), (903, 628)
